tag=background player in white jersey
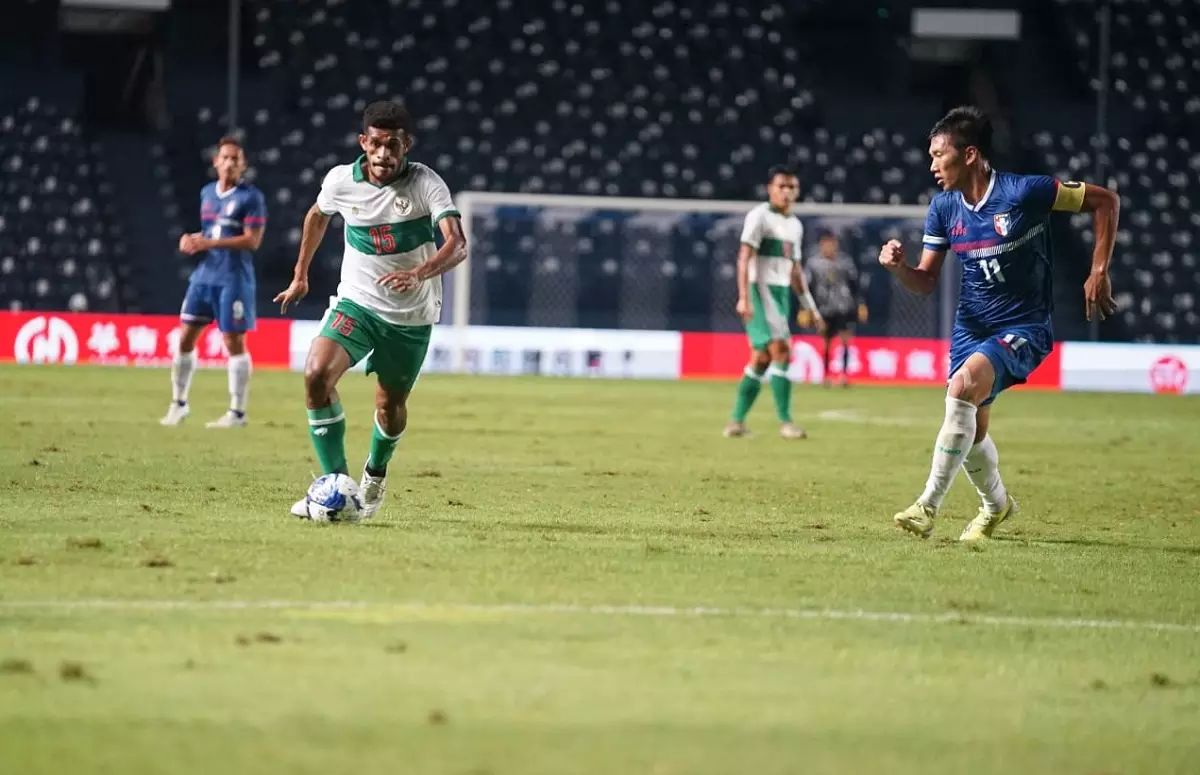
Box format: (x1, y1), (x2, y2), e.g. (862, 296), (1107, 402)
(879, 106), (1119, 540)
(800, 229), (868, 387)
(273, 102), (467, 520)
(725, 165), (823, 440)
(161, 136), (267, 428)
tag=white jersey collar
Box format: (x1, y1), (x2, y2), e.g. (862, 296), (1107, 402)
(961, 170), (996, 212)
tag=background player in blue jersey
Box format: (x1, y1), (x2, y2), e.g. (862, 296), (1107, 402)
(878, 106), (1119, 541)
(160, 136), (267, 428)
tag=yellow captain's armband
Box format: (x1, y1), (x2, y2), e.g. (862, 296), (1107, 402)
(1051, 180), (1086, 212)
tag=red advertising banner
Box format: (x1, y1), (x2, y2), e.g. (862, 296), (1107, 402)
(0, 312), (291, 368)
(680, 332), (1061, 389)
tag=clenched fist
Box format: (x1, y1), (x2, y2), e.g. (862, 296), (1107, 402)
(878, 239), (906, 272)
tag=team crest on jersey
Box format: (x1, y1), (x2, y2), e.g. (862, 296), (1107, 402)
(993, 212), (1013, 237)
(393, 196), (413, 216)
(224, 201), (237, 216)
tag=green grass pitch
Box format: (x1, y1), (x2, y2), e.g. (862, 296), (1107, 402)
(1, 364), (1198, 774)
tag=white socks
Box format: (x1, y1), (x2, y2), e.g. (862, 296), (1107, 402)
(964, 434), (1008, 514)
(171, 351), (196, 404)
(919, 397), (977, 510)
(171, 350), (251, 415)
(227, 353), (252, 414)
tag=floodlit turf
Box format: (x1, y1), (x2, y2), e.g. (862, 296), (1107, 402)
(1, 364), (1198, 775)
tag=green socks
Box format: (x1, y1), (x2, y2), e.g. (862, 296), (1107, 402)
(768, 361), (792, 422)
(366, 415), (403, 475)
(732, 365), (767, 422)
(307, 400), (348, 475)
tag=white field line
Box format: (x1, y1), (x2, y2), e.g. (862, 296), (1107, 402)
(0, 599), (1197, 634)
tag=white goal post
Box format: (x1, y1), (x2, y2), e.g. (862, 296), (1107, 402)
(451, 192), (953, 372)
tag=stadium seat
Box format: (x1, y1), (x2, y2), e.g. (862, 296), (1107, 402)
(1036, 0), (1200, 341)
(0, 97), (127, 313)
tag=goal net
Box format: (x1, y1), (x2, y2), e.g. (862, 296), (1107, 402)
(450, 192), (958, 354)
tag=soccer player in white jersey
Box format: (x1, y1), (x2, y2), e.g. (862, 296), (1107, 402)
(879, 106), (1119, 540)
(273, 102), (467, 520)
(724, 165), (823, 440)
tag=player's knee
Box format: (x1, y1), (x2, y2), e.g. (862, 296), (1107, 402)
(304, 359), (337, 401)
(946, 370), (970, 401)
(751, 351), (771, 371)
(178, 326), (203, 354)
(224, 334), (246, 356)
(947, 367), (987, 405)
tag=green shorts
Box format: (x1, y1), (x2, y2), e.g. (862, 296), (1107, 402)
(319, 298), (432, 393)
(745, 284), (792, 350)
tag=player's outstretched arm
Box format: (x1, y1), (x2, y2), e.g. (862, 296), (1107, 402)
(375, 216), (468, 293)
(274, 203), (331, 313)
(1075, 184), (1120, 321)
(878, 240), (945, 296)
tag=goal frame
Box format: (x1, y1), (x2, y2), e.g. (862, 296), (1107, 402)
(452, 192), (941, 369)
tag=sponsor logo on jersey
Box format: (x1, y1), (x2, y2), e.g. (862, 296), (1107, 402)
(950, 221), (968, 237)
(993, 212), (1013, 237)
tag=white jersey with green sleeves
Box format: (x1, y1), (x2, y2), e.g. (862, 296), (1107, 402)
(315, 157), (459, 326)
(739, 202), (803, 346)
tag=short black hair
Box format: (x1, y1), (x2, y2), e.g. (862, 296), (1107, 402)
(818, 229), (837, 242)
(929, 106), (993, 159)
(362, 101), (413, 134)
(767, 164), (798, 182)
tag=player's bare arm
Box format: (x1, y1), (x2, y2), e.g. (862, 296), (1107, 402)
(791, 263), (823, 328)
(1068, 183), (1120, 321)
(735, 243), (754, 322)
(274, 203), (331, 312)
(878, 240), (945, 296)
(376, 215), (468, 292)
(181, 226), (265, 255)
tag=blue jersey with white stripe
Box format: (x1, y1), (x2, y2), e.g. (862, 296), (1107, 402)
(189, 181), (267, 287)
(922, 171), (1063, 333)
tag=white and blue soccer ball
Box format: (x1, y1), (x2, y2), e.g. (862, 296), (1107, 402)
(305, 473), (364, 522)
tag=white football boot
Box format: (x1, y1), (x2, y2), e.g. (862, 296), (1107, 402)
(290, 497), (309, 519)
(359, 466), (388, 520)
(959, 497), (1019, 541)
(723, 420), (749, 438)
(206, 411), (247, 429)
(779, 422), (808, 440)
(159, 402), (190, 426)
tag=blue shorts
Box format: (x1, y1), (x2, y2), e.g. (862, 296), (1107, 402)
(180, 281), (256, 333)
(949, 322), (1053, 406)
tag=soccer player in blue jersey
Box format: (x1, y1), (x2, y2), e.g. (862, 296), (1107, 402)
(160, 136), (267, 428)
(878, 106), (1119, 540)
